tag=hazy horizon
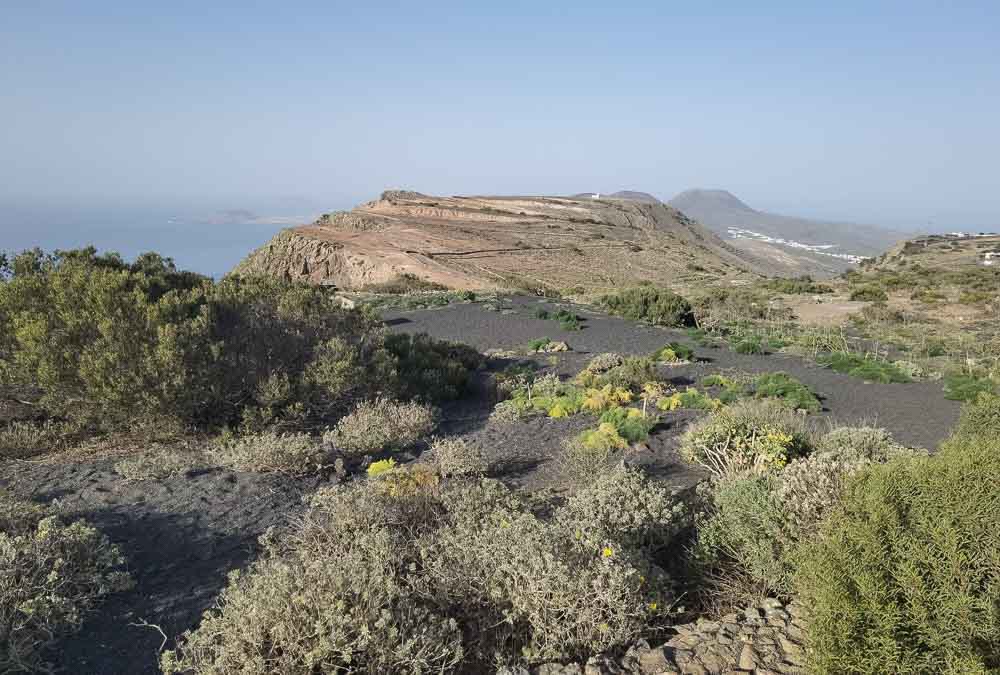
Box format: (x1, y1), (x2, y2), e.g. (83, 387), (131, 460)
(3, 2), (998, 273)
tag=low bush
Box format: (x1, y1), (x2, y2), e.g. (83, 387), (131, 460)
(694, 425), (921, 601)
(557, 465), (687, 552)
(0, 419), (77, 459)
(652, 342), (694, 363)
(558, 424), (628, 482)
(581, 352), (624, 374)
(164, 471), (681, 671)
(751, 372), (821, 412)
(732, 335), (765, 355)
(679, 399), (812, 478)
(598, 407), (657, 443)
(817, 352), (912, 383)
(528, 337), (552, 352)
(942, 373), (996, 401)
(327, 397), (435, 456)
(429, 437), (490, 477)
(759, 276), (833, 295)
(796, 404), (1000, 672)
(849, 285), (889, 302)
(657, 388), (722, 411)
(598, 287), (694, 327)
(210, 430), (327, 475)
(575, 356), (657, 391)
(383, 333), (483, 402)
(1, 492), (132, 672)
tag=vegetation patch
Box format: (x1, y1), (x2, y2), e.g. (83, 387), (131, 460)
(679, 399), (813, 478)
(942, 373), (996, 401)
(817, 352), (912, 383)
(750, 372), (821, 412)
(795, 399), (1000, 672)
(210, 430), (328, 475)
(1, 492), (133, 672)
(162, 469), (683, 671)
(651, 342), (695, 364)
(0, 248), (480, 436)
(327, 397), (436, 456)
(598, 287), (694, 327)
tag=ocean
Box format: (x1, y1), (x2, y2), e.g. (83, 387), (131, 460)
(0, 203), (320, 278)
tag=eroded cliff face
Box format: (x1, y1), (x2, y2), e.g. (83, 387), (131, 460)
(232, 191), (765, 292)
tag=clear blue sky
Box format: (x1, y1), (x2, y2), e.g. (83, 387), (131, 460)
(2, 1), (998, 243)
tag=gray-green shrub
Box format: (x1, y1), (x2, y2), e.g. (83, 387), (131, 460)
(679, 399), (813, 478)
(209, 431), (327, 475)
(1, 492), (132, 672)
(326, 397), (435, 456)
(163, 469), (683, 671)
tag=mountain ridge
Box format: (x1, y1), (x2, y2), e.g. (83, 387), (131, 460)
(233, 190), (764, 292)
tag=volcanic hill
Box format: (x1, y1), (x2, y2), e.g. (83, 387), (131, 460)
(233, 190), (764, 293)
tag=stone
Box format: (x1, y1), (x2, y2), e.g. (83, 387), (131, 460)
(760, 598), (784, 610)
(584, 655), (626, 675)
(635, 647), (674, 674)
(535, 663), (583, 675)
(738, 645), (759, 670)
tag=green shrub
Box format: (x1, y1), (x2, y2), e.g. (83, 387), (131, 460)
(210, 430), (327, 474)
(943, 373), (996, 401)
(657, 388), (722, 411)
(429, 437), (489, 477)
(796, 424), (1000, 672)
(598, 407), (657, 443)
(849, 285), (889, 302)
(751, 372), (821, 413)
(759, 276), (833, 295)
(1, 492), (132, 672)
(528, 337), (551, 352)
(695, 475), (790, 596)
(732, 335), (765, 355)
(652, 342), (694, 363)
(949, 391), (1000, 442)
(695, 425), (920, 600)
(679, 399), (813, 478)
(383, 333), (483, 401)
(0, 248), (478, 433)
(817, 352), (911, 383)
(575, 356), (656, 391)
(598, 287), (694, 327)
(327, 397), (435, 456)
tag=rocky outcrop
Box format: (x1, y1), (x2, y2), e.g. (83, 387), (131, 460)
(504, 598), (807, 675)
(233, 190), (767, 292)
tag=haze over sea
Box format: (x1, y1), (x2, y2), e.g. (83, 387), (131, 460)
(0, 200), (338, 278)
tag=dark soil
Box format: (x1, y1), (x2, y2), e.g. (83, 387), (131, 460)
(0, 295), (962, 673)
(384, 296), (962, 451)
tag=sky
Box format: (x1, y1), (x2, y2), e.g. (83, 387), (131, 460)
(1, 1), (998, 273)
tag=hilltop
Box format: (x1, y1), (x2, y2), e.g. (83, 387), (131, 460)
(233, 190), (763, 293)
(668, 189), (911, 275)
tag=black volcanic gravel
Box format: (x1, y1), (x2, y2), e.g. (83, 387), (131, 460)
(384, 296), (962, 450)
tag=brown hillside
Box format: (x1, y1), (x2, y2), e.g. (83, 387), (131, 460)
(232, 190), (764, 292)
